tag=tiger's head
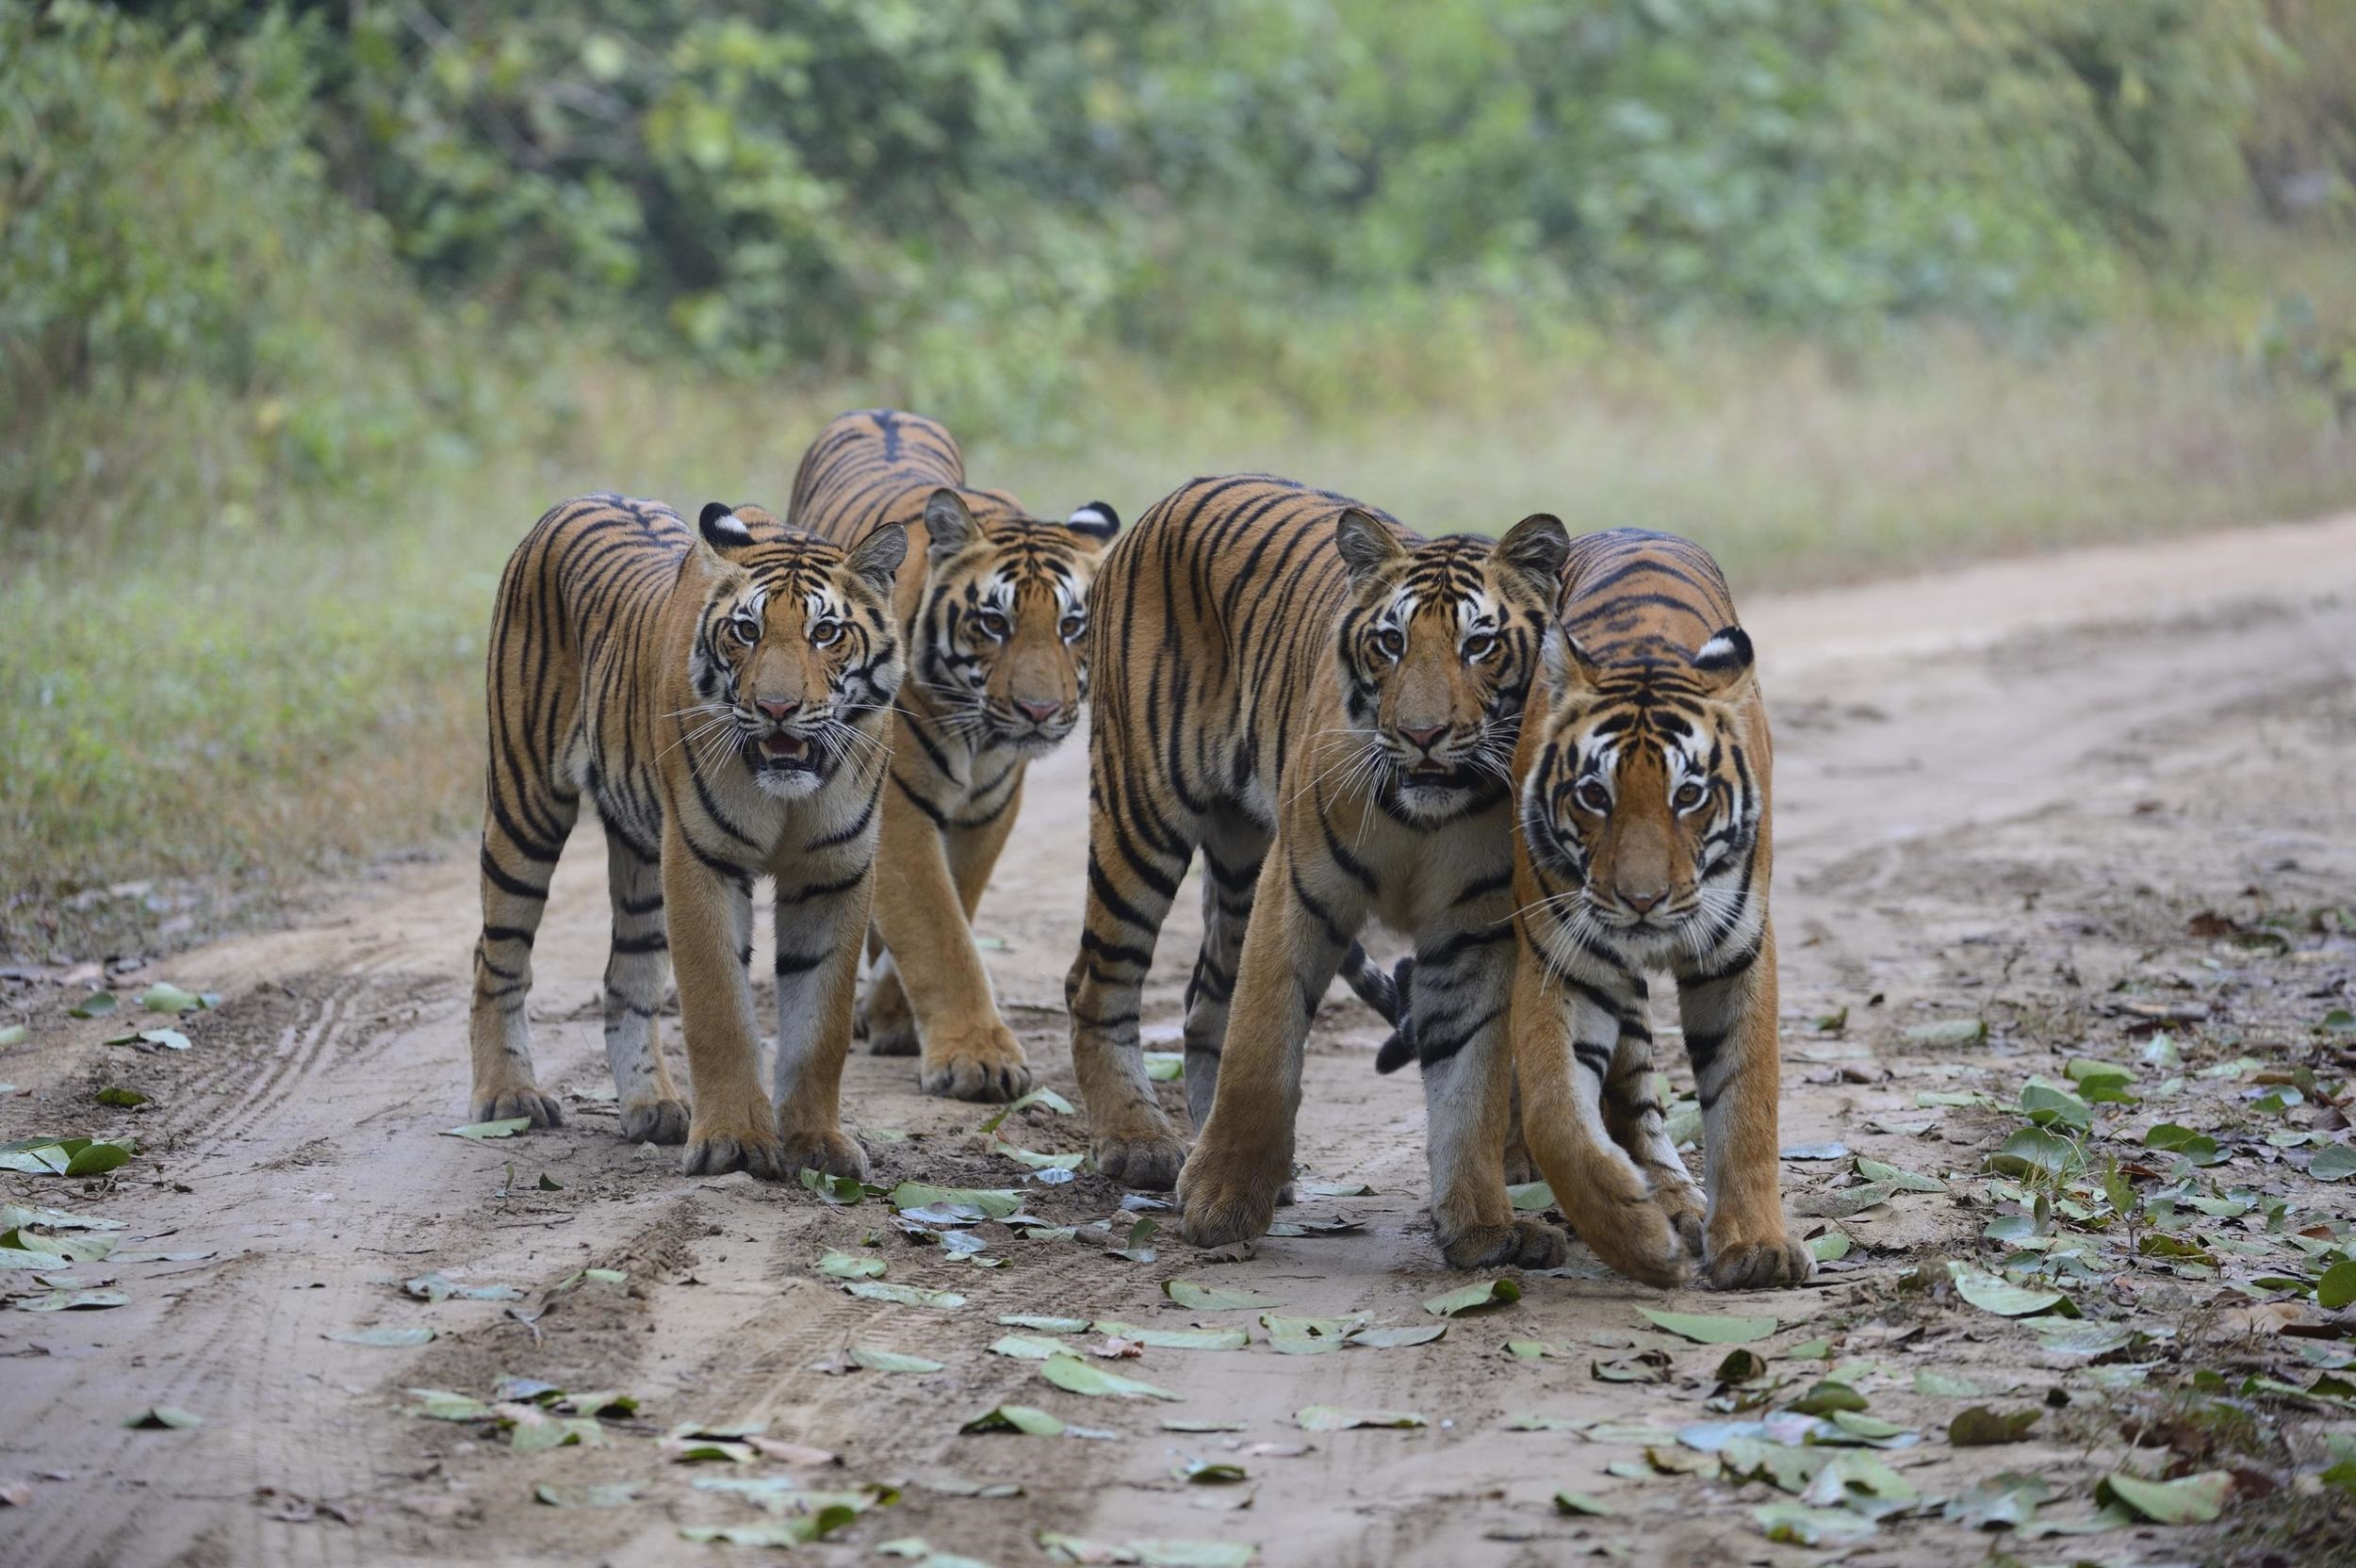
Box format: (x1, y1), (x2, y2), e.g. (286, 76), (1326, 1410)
(687, 501), (908, 799)
(1332, 509), (1570, 824)
(910, 486), (1121, 756)
(1519, 626), (1762, 957)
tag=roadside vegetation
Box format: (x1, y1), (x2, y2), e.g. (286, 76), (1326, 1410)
(6, 0), (2356, 958)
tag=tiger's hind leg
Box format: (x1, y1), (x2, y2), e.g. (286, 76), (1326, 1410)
(600, 826), (689, 1145)
(858, 928), (917, 1057)
(1178, 810), (1269, 1135)
(1068, 776), (1199, 1190)
(466, 752), (579, 1130)
(1412, 909), (1566, 1270)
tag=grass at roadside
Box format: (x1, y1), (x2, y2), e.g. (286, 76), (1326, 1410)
(7, 300), (2356, 962)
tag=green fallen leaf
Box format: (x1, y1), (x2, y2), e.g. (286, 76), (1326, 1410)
(817, 1250), (885, 1280)
(1754, 1501), (1877, 1545)
(1949, 1406), (2040, 1446)
(443, 1118), (531, 1140)
(1161, 1419), (1248, 1433)
(407, 1388), (492, 1421)
(402, 1271), (519, 1302)
(2097, 1470), (2232, 1525)
(1176, 1459), (1248, 1484)
(0, 1023), (25, 1046)
(844, 1281), (964, 1310)
(1913, 1370), (1984, 1397)
(1905, 1019), (1986, 1047)
(326, 1327), (434, 1348)
(1144, 1053), (1184, 1081)
(890, 1182), (1023, 1218)
(139, 984), (210, 1014)
(2315, 1259), (2356, 1312)
(1299, 1180), (1371, 1197)
(1349, 1323), (1447, 1348)
(2020, 1080), (2091, 1131)
(849, 1346), (944, 1372)
(1260, 1313), (1367, 1354)
(69, 992), (118, 1019)
(990, 1140), (1086, 1170)
(1039, 1352), (1179, 1400)
(961, 1404), (1064, 1435)
(1295, 1405), (1424, 1431)
(1092, 1321), (1250, 1350)
(1853, 1156), (1943, 1193)
(1715, 1348), (1770, 1382)
(2143, 1123), (2226, 1167)
(978, 1086), (1077, 1134)
(1988, 1126), (2083, 1178)
(680, 1511), (859, 1548)
(999, 1314), (1090, 1333)
(137, 1029), (190, 1052)
(1809, 1231), (1852, 1263)
(1423, 1278), (1520, 1317)
(535, 1482), (643, 1507)
(1040, 1536), (1253, 1568)
(2311, 1145), (2356, 1183)
(1639, 1308), (1777, 1345)
(799, 1168), (866, 1203)
(94, 1086), (148, 1108)
(537, 1173), (562, 1191)
(988, 1334), (1069, 1361)
(1163, 1279), (1279, 1311)
(1502, 1413), (1583, 1430)
(1552, 1491), (1618, 1516)
(124, 1405), (202, 1429)
(1948, 1263), (2065, 1317)
(1505, 1181), (1555, 1212)
(1790, 1380), (1866, 1415)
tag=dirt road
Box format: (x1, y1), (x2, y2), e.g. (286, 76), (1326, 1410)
(6, 515), (2355, 1568)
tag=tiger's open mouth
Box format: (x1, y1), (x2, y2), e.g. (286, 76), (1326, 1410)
(749, 731), (819, 773)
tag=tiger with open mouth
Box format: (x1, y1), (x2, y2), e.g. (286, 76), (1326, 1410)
(465, 494), (905, 1182)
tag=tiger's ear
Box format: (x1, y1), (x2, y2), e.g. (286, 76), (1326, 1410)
(1541, 625), (1606, 700)
(1334, 508), (1408, 585)
(1494, 512), (1569, 594)
(845, 521), (908, 597)
(1690, 625), (1756, 699)
(694, 501), (757, 581)
(924, 488), (978, 564)
(1064, 500), (1121, 548)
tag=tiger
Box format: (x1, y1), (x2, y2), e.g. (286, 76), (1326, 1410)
(465, 493), (907, 1183)
(1064, 473), (1574, 1268)
(1506, 528), (1810, 1289)
(789, 409), (1119, 1102)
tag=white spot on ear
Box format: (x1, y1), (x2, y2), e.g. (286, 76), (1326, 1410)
(1066, 501), (1120, 537)
(1695, 634), (1741, 667)
(699, 501), (755, 547)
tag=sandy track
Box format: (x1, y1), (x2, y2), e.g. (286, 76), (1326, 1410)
(4, 514), (2353, 1567)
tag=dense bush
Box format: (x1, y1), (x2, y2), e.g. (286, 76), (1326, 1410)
(2, 0), (2347, 496)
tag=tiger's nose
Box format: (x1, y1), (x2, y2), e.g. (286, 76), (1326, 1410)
(754, 696), (801, 722)
(1622, 888), (1667, 914)
(1016, 698), (1063, 725)
(1399, 723), (1447, 751)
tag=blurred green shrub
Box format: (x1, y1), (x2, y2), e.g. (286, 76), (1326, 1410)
(1, 0), (2346, 480)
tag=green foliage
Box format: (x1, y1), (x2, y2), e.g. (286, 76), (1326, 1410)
(56, 0), (2294, 395)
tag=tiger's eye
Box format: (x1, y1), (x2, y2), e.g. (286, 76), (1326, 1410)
(1575, 779), (1611, 813)
(1463, 631), (1496, 661)
(1676, 781), (1706, 810)
(810, 619), (843, 647)
(1377, 627), (1405, 659)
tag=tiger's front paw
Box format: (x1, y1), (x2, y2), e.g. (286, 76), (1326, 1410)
(919, 1024), (1032, 1102)
(1440, 1217), (1569, 1271)
(1575, 1194), (1696, 1290)
(1703, 1222), (1814, 1291)
(1177, 1150), (1283, 1249)
(619, 1096), (690, 1145)
(859, 973), (919, 1056)
(681, 1106), (791, 1180)
(472, 1082), (564, 1131)
(779, 1126), (869, 1184)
